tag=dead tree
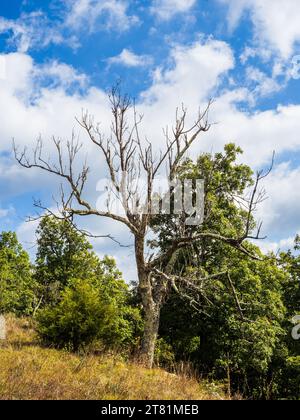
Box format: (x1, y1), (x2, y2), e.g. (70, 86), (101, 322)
(14, 88), (269, 368)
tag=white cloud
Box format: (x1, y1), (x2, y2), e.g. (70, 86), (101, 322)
(213, 101), (300, 167)
(142, 38), (234, 110)
(245, 66), (282, 98)
(35, 60), (89, 90)
(260, 236), (296, 254)
(65, 0), (139, 32)
(16, 218), (39, 252)
(151, 0), (196, 20)
(107, 49), (152, 67)
(219, 0), (300, 58)
(0, 12), (74, 53)
(255, 163), (300, 238)
(0, 52), (111, 187)
(0, 1), (139, 53)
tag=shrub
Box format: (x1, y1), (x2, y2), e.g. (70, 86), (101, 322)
(37, 278), (141, 352)
(37, 279), (116, 351)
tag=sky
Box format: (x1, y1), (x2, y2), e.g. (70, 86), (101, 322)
(1, 0), (300, 281)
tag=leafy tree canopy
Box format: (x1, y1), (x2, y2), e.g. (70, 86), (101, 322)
(0, 231), (36, 315)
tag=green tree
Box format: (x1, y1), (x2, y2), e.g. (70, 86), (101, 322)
(0, 231), (36, 315)
(280, 236), (300, 329)
(152, 145), (287, 398)
(274, 238), (300, 399)
(35, 216), (142, 351)
(35, 217), (132, 304)
(35, 216), (101, 304)
(159, 247), (287, 398)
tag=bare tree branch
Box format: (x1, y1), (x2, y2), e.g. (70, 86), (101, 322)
(13, 87), (270, 367)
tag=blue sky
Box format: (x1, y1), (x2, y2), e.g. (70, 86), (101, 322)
(1, 0), (300, 280)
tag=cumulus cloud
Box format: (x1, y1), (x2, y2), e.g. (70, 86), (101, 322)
(141, 38), (235, 109)
(253, 161), (300, 254)
(219, 0), (300, 58)
(259, 236), (296, 255)
(0, 11), (76, 53)
(0, 52), (111, 201)
(65, 0), (139, 32)
(245, 66), (282, 98)
(151, 0), (196, 20)
(107, 49), (152, 67)
(256, 163), (300, 238)
(0, 1), (139, 53)
(35, 60), (89, 90)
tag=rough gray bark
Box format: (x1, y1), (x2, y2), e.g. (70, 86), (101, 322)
(139, 301), (160, 367)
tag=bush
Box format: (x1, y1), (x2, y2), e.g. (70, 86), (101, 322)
(37, 279), (116, 351)
(37, 278), (141, 352)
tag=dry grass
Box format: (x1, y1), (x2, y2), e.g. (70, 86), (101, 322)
(0, 315), (227, 400)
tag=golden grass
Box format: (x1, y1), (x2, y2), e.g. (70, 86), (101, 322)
(0, 315), (227, 400)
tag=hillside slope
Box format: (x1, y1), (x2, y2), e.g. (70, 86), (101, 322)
(0, 316), (227, 400)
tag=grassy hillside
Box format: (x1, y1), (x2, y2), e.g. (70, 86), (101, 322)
(0, 316), (227, 400)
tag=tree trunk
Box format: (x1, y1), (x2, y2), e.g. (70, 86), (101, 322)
(135, 234), (160, 368)
(139, 301), (160, 368)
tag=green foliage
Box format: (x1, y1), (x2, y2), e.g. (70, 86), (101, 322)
(4, 145), (300, 399)
(35, 216), (103, 304)
(160, 252), (287, 398)
(35, 216), (142, 352)
(279, 357), (300, 399)
(37, 277), (142, 352)
(151, 144), (254, 252)
(274, 240), (300, 399)
(155, 145), (290, 399)
(37, 278), (115, 351)
(154, 338), (176, 368)
(0, 231), (36, 315)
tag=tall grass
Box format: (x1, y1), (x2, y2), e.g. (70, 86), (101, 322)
(0, 315), (227, 400)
